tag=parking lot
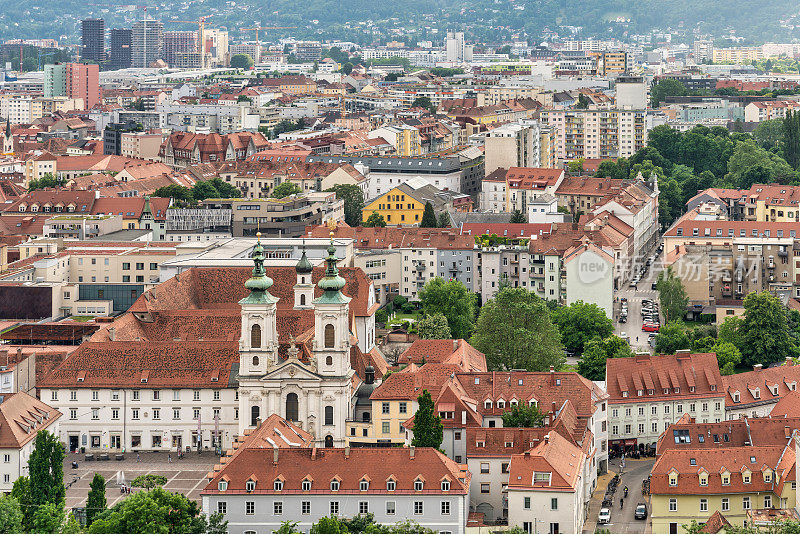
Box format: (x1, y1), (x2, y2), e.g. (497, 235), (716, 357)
(63, 450), (219, 511)
(584, 457), (654, 534)
(615, 248), (664, 352)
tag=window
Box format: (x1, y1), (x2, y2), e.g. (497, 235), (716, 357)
(302, 480), (312, 491)
(250, 324), (261, 347)
(765, 495), (772, 508)
(330, 501), (339, 515)
(152, 408), (160, 420)
(273, 479), (282, 491)
(325, 324), (335, 348)
(441, 501), (450, 515)
(721, 498), (729, 511)
(218, 481), (228, 491)
(441, 480), (450, 491)
(386, 501), (396, 515)
(360, 479), (369, 491)
(480, 462), (490, 474)
(480, 483), (490, 493)
(743, 497), (750, 510)
(414, 501), (423, 515)
(414, 479), (424, 491)
(153, 390), (160, 401)
(331, 480), (340, 491)
(325, 406), (334, 426)
(524, 497), (531, 510)
(382, 402), (390, 414)
(359, 501), (369, 515)
(92, 390), (99, 401)
(246, 501), (255, 515)
(173, 408), (180, 420)
(700, 499), (708, 512)
(273, 501), (283, 515)
(112, 408), (119, 420)
(132, 408), (139, 420)
(91, 408), (99, 420)
(70, 390), (77, 401)
(669, 499), (677, 512)
(399, 402), (407, 414)
(550, 498), (558, 510)
(302, 501), (310, 514)
(217, 501), (227, 514)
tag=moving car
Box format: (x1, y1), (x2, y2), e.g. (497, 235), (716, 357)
(598, 508), (611, 524)
(635, 503), (648, 520)
(642, 323), (660, 332)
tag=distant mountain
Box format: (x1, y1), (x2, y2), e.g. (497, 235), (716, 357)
(0, 0), (797, 46)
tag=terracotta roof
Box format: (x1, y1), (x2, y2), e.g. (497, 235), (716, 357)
(507, 431), (585, 491)
(0, 392), (61, 449)
(37, 341), (239, 389)
(3, 190), (97, 214)
(700, 511), (731, 533)
(398, 339), (487, 372)
(505, 167), (564, 190)
(606, 353), (724, 404)
(555, 176), (626, 197)
(228, 414), (313, 454)
(91, 197), (171, 221)
(723, 360), (800, 408)
(771, 390), (800, 418)
(459, 223), (552, 239)
(656, 416), (800, 456)
(202, 446), (469, 496)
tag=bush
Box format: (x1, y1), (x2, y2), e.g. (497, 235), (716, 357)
(401, 303), (415, 314)
(375, 309), (388, 324)
(131, 474), (167, 489)
(393, 296), (408, 308)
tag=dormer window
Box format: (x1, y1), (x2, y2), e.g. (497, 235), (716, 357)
(510, 399), (518, 406)
(699, 474), (708, 486)
(476, 440), (485, 448)
(441, 480), (450, 491)
(331, 480), (340, 491)
(246, 480), (257, 492)
(302, 480), (312, 491)
(414, 479), (424, 491)
(637, 390), (643, 397)
(218, 480), (228, 491)
(622, 391), (628, 398)
(733, 392), (740, 402)
(484, 400), (492, 409)
(753, 389), (761, 400)
(674, 388), (680, 394)
(669, 474), (678, 486)
(772, 386), (779, 396)
(744, 473), (751, 484)
(273, 479), (283, 491)
(387, 480), (396, 491)
(360, 479), (369, 491)
(722, 474), (730, 485)
(497, 400), (505, 409)
(689, 386), (695, 393)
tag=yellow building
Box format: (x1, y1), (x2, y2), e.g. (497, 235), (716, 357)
(346, 397), (414, 446)
(362, 184), (428, 225)
(370, 125), (422, 156)
(650, 417), (797, 534)
(712, 47), (763, 63)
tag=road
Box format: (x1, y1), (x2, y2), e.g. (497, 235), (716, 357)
(584, 457), (654, 534)
(614, 247), (665, 353)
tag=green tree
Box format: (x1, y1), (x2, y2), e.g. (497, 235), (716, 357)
(88, 486), (206, 534)
(340, 62), (354, 75)
(419, 278), (476, 339)
(740, 291), (798, 367)
(10, 476), (32, 527)
(274, 521), (301, 534)
(577, 335), (634, 381)
(576, 93), (590, 109)
(31, 502), (64, 534)
(410, 390), (443, 449)
(567, 157), (585, 174)
(718, 315), (744, 348)
(420, 202), (437, 227)
(0, 495), (24, 534)
(785, 110), (800, 169)
(654, 322), (691, 354)
(363, 211), (387, 227)
(753, 119), (784, 150)
(471, 287), (564, 371)
(657, 267), (689, 323)
(29, 430), (65, 508)
(230, 54), (254, 69)
(28, 173), (64, 191)
(326, 184), (364, 227)
(437, 211), (450, 228)
(509, 210), (526, 223)
(713, 341), (742, 375)
(411, 96), (434, 112)
(271, 181), (302, 198)
(551, 301), (614, 355)
(236, 95), (253, 103)
(725, 141), (795, 187)
(417, 313), (452, 339)
(650, 78), (688, 107)
(86, 473), (106, 526)
(191, 180), (220, 202)
(208, 177), (241, 199)
(153, 184), (194, 204)
(501, 403), (547, 427)
(311, 517), (348, 534)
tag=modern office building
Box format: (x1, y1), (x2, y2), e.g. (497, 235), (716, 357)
(108, 29), (132, 70)
(81, 18), (105, 63)
(131, 18), (164, 68)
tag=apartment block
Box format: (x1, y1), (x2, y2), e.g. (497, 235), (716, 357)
(539, 109), (648, 160)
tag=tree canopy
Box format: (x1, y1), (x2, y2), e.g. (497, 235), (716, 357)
(740, 291), (798, 367)
(230, 54), (254, 69)
(657, 267), (688, 323)
(271, 181), (302, 198)
(501, 403), (547, 427)
(325, 184), (364, 227)
(363, 211), (386, 227)
(416, 313), (452, 339)
(86, 473), (107, 526)
(576, 335), (633, 381)
(29, 430), (64, 508)
(410, 390), (443, 449)
(471, 287), (564, 371)
(650, 79), (688, 107)
(420, 202), (437, 227)
(419, 278), (476, 339)
(551, 301), (614, 355)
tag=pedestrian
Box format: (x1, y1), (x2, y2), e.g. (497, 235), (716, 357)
(136, 452), (140, 463)
(168, 453), (172, 463)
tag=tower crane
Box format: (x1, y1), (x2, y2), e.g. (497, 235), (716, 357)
(239, 26), (297, 54)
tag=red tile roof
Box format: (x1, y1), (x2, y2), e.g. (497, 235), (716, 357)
(398, 339), (487, 372)
(700, 511), (731, 533)
(507, 431), (585, 491)
(0, 392), (61, 449)
(202, 446), (469, 496)
(723, 360), (800, 409)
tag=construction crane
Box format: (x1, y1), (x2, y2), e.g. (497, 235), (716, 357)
(240, 26), (297, 54)
(172, 16), (213, 69)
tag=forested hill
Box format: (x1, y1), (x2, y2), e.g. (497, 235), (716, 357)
(0, 0), (797, 45)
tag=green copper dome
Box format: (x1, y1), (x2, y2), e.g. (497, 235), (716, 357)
(240, 235), (278, 305)
(295, 247), (313, 274)
(314, 235), (350, 305)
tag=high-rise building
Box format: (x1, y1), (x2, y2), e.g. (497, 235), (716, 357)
(108, 29), (132, 70)
(131, 18), (164, 68)
(484, 119), (542, 176)
(202, 28), (229, 67)
(81, 18), (105, 63)
(693, 40), (714, 62)
(445, 31), (473, 62)
(164, 31), (199, 68)
(615, 76), (647, 109)
(43, 63), (100, 110)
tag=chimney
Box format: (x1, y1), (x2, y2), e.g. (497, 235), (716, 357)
(754, 364), (763, 372)
(786, 357), (794, 367)
(551, 401), (557, 414)
(544, 433), (549, 444)
(549, 365), (554, 373)
(344, 446), (350, 459)
(410, 446), (415, 459)
(273, 447), (279, 465)
(311, 446), (317, 460)
(108, 327), (115, 341)
(785, 426), (791, 439)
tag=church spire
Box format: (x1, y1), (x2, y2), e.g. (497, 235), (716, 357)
(240, 233), (278, 304)
(313, 232), (350, 304)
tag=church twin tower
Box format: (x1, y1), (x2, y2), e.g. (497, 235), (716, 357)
(237, 235), (353, 446)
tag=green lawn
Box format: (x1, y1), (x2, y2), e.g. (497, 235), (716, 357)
(387, 312), (420, 326)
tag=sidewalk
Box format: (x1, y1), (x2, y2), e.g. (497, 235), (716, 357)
(582, 470), (616, 533)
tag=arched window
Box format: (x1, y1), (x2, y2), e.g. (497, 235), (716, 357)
(325, 406), (334, 426)
(326, 356), (333, 366)
(324, 435), (334, 448)
(286, 393), (299, 422)
(252, 356), (259, 367)
(250, 405), (260, 427)
(250, 324), (261, 348)
(300, 294), (306, 306)
(324, 324), (335, 348)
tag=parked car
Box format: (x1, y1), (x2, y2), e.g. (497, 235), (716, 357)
(635, 503), (648, 520)
(619, 315), (627, 324)
(620, 332), (629, 340)
(642, 323), (660, 332)
(651, 282), (658, 290)
(598, 508), (611, 524)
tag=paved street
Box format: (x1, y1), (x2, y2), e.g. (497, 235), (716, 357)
(584, 457), (654, 534)
(614, 248), (665, 353)
(63, 450), (219, 510)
